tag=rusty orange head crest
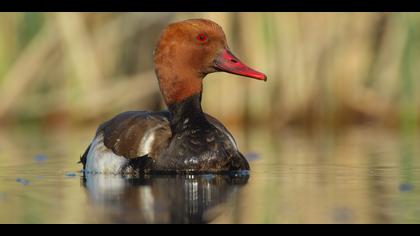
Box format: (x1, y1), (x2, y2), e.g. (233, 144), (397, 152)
(154, 19), (267, 105)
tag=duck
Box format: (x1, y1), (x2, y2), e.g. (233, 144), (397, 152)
(80, 19), (267, 174)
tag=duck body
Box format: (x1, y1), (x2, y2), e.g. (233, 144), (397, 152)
(81, 94), (249, 174)
(80, 19), (265, 174)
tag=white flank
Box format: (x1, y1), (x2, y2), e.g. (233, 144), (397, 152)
(85, 133), (128, 174)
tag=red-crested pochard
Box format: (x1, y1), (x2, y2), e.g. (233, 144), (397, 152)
(80, 19), (267, 174)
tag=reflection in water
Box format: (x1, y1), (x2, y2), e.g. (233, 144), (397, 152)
(83, 173), (248, 223)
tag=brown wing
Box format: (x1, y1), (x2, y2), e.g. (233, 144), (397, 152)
(97, 111), (172, 159)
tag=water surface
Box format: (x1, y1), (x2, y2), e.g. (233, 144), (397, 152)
(1, 126), (420, 223)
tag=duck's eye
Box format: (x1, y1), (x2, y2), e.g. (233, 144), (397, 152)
(196, 33), (208, 42)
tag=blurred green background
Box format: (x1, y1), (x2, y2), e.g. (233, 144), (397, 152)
(1, 12), (420, 131)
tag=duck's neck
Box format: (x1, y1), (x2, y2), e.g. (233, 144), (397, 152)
(154, 55), (206, 131)
(168, 93), (206, 132)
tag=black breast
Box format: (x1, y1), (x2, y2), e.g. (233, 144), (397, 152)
(152, 115), (250, 173)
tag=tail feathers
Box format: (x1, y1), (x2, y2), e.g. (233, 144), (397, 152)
(79, 144), (91, 170)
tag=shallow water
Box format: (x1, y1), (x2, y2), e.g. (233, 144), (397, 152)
(1, 125), (420, 224)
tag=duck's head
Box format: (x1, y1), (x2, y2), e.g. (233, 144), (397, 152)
(154, 19), (267, 105)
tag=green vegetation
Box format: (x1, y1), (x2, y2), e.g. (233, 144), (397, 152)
(1, 13), (420, 130)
